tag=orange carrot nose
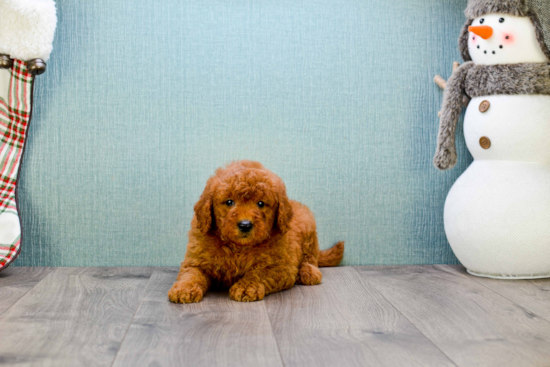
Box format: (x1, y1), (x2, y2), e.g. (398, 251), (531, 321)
(468, 25), (493, 39)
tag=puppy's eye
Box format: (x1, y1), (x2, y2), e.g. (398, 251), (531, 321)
(499, 18), (505, 23)
(480, 18), (485, 24)
(225, 200), (235, 206)
(257, 201), (265, 208)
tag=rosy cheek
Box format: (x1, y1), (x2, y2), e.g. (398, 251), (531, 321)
(502, 34), (514, 44)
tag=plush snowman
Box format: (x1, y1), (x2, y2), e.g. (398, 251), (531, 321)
(434, 0), (550, 278)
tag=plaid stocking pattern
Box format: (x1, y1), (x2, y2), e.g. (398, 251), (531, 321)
(0, 60), (34, 271)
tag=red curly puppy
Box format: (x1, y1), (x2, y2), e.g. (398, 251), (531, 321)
(168, 160), (344, 303)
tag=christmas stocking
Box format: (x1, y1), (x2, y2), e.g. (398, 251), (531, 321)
(0, 0), (56, 271)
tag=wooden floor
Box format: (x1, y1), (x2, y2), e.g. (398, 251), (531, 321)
(1, 266), (550, 367)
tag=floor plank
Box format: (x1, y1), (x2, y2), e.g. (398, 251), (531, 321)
(356, 265), (550, 367)
(447, 265), (550, 321)
(112, 268), (284, 367)
(0, 267), (53, 315)
(0, 267), (153, 367)
(264, 267), (455, 367)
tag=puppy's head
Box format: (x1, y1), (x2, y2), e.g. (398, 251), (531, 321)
(194, 161), (293, 246)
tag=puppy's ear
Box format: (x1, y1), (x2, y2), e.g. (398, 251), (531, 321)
(276, 191), (294, 235)
(194, 179), (215, 234)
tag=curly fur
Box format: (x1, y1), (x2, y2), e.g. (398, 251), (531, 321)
(434, 62), (550, 170)
(168, 160), (345, 303)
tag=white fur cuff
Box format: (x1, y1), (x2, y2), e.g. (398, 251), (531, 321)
(0, 0), (57, 61)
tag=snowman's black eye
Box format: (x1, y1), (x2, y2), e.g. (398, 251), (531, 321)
(257, 201), (265, 208)
(226, 200), (235, 206)
(480, 18), (485, 24)
(499, 18), (505, 23)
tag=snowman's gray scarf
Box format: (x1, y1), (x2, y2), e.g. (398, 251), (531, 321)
(434, 61), (550, 170)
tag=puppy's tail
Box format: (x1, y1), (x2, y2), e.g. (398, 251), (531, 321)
(318, 241), (345, 267)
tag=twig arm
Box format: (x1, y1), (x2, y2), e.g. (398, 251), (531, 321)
(434, 61), (461, 90)
(434, 75), (447, 90)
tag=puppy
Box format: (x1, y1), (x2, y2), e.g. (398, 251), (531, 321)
(168, 160), (344, 303)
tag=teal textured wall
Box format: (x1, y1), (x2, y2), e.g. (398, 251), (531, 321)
(16, 0), (471, 267)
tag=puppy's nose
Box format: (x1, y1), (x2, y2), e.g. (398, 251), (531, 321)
(238, 220), (253, 233)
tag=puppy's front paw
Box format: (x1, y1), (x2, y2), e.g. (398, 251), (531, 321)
(168, 282), (204, 304)
(298, 263), (322, 286)
(229, 281), (266, 302)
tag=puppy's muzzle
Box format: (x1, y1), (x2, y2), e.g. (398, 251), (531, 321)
(238, 220), (253, 233)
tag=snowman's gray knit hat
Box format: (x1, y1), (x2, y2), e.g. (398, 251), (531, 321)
(459, 0), (550, 61)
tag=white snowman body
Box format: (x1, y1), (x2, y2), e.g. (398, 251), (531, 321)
(444, 14), (550, 278)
